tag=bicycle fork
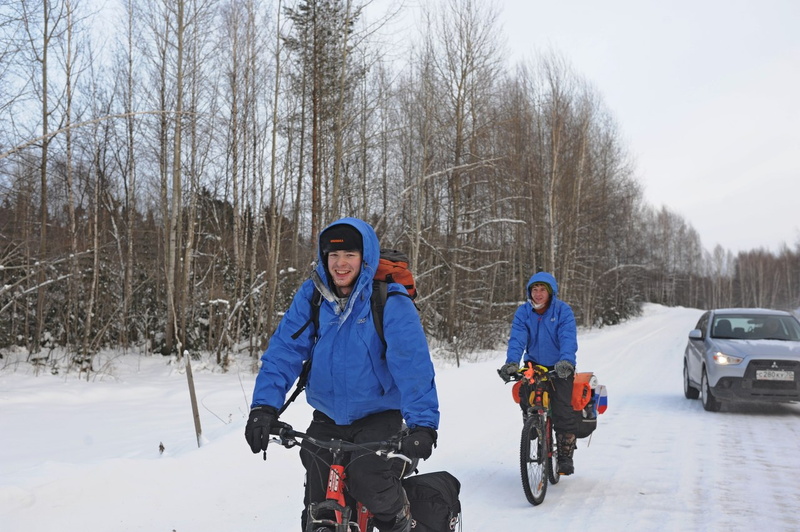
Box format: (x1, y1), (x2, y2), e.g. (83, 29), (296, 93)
(531, 387), (556, 461)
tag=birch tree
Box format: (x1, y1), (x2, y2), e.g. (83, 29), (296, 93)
(426, 0), (502, 342)
(17, 0), (68, 354)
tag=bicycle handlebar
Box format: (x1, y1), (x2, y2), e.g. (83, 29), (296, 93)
(500, 363), (561, 383)
(267, 422), (413, 464)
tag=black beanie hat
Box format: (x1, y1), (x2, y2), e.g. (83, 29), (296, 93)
(320, 224), (363, 255)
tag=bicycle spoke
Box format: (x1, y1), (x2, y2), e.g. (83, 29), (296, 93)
(520, 414), (548, 505)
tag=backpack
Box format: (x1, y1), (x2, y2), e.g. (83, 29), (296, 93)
(279, 249), (417, 415)
(369, 249), (418, 345)
(403, 471), (462, 532)
(376, 248), (417, 299)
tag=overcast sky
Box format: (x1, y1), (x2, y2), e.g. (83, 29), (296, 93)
(498, 0), (800, 253)
(373, 0), (800, 254)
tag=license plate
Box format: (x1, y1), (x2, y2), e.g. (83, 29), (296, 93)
(755, 370), (794, 381)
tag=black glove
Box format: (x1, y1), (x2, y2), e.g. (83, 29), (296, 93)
(245, 405), (278, 453)
(400, 427), (437, 460)
(554, 360), (575, 379)
(497, 362), (519, 382)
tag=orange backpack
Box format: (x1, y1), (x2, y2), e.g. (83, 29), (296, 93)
(375, 249), (417, 299)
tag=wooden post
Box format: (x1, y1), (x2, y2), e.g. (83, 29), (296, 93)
(185, 350), (203, 447)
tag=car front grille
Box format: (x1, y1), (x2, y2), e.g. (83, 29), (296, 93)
(744, 359), (799, 392)
(745, 359), (799, 372)
(751, 380), (796, 390)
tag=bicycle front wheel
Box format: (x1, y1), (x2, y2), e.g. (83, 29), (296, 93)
(519, 413), (547, 505)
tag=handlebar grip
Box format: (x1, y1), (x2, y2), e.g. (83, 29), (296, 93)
(269, 420), (294, 436)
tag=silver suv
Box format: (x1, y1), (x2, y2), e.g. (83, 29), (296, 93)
(683, 308), (800, 411)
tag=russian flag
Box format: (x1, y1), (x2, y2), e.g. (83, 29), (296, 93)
(596, 384), (608, 414)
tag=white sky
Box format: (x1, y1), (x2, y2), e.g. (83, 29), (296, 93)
(4, 304), (800, 529)
(497, 0), (800, 253)
(371, 0), (800, 254)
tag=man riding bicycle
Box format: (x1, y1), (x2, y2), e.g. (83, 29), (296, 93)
(498, 271), (579, 475)
(245, 218), (440, 532)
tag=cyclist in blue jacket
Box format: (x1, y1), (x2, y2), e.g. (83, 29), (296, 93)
(498, 271), (579, 475)
(245, 217), (439, 532)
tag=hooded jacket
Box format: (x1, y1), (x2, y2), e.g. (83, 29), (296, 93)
(251, 217), (439, 429)
(505, 271), (578, 368)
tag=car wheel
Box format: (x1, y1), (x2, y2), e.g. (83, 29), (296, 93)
(701, 368), (721, 412)
(683, 361), (699, 399)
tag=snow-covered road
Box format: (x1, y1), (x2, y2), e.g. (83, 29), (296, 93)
(2, 303), (799, 531)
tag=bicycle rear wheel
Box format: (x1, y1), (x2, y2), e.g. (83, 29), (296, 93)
(545, 416), (560, 485)
(519, 413), (547, 505)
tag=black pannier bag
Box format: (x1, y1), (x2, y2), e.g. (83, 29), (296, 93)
(572, 372), (606, 439)
(574, 402), (598, 439)
(403, 471), (461, 532)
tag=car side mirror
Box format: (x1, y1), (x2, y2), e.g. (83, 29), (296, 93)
(688, 329), (703, 340)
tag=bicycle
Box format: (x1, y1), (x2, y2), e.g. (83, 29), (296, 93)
(508, 363), (560, 506)
(268, 422), (414, 532)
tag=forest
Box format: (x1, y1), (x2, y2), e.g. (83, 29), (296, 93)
(1, 0), (798, 373)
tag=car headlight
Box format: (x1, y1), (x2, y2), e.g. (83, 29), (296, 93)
(712, 351), (743, 365)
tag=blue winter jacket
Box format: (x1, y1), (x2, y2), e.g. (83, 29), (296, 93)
(251, 217), (439, 430)
(505, 272), (578, 368)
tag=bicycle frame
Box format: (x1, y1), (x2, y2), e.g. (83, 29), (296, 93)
(269, 424), (411, 532)
(535, 366), (561, 482)
(315, 442), (367, 532)
(512, 363), (560, 505)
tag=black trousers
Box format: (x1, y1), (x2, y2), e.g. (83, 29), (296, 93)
(299, 409), (405, 529)
(519, 373), (577, 435)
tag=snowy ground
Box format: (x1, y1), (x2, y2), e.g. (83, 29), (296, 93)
(2, 303), (800, 531)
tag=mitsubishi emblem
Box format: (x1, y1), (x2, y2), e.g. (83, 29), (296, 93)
(771, 361), (779, 369)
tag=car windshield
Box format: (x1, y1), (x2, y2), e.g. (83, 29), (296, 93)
(711, 314), (800, 341)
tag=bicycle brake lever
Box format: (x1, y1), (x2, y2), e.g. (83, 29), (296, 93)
(385, 451), (413, 464)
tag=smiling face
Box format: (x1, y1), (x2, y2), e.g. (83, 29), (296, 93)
(530, 283), (551, 309)
(327, 250), (362, 296)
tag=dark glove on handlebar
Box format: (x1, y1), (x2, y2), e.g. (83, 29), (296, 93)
(245, 405), (278, 453)
(498, 362), (519, 382)
(400, 427), (437, 460)
(554, 360), (575, 379)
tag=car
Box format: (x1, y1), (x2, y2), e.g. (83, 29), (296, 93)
(683, 308), (800, 411)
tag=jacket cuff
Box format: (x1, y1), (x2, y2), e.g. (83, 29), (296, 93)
(251, 405), (278, 416)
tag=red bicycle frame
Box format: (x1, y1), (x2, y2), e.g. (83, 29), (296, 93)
(325, 462), (372, 530)
(269, 424), (410, 532)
